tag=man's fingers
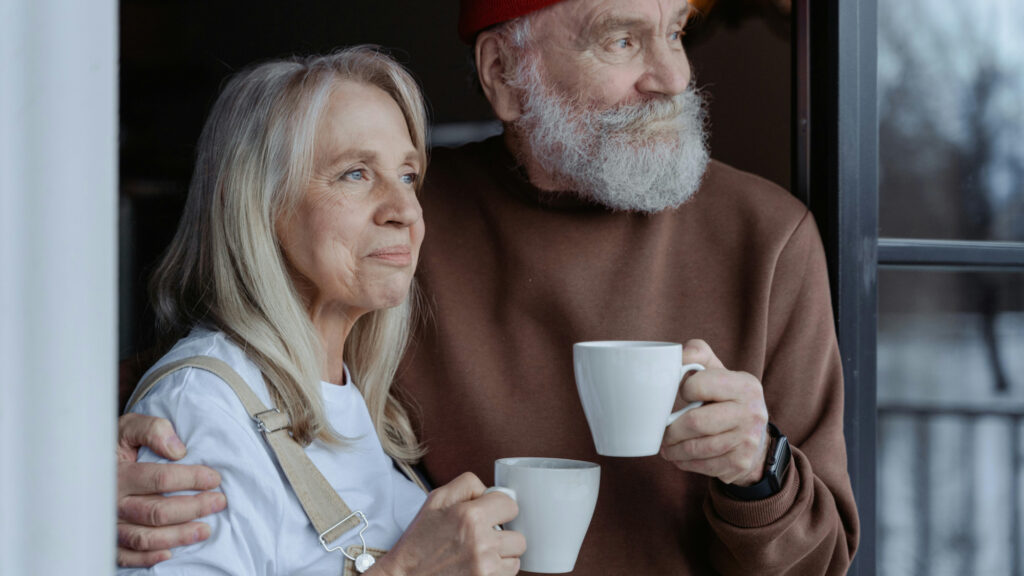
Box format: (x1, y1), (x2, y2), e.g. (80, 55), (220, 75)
(662, 433), (768, 485)
(118, 491), (227, 526)
(118, 461), (222, 496)
(663, 451), (747, 482)
(671, 453), (729, 479)
(116, 548), (172, 568)
(681, 339), (724, 370)
(118, 413), (187, 461)
(662, 429), (744, 463)
(117, 520), (210, 555)
(664, 402), (744, 444)
(678, 369), (762, 405)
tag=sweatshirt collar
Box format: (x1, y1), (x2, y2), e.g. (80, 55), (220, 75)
(483, 135), (610, 212)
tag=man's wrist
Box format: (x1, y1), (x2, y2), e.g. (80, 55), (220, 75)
(719, 422), (790, 501)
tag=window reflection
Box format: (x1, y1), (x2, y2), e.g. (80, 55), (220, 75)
(878, 0), (1024, 241)
(877, 270), (1024, 576)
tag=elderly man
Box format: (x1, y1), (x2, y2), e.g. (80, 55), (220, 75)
(117, 0), (859, 573)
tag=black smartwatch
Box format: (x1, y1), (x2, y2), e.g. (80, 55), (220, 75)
(719, 422), (791, 501)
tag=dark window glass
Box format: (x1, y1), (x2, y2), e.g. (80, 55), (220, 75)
(878, 0), (1024, 241)
(877, 270), (1024, 575)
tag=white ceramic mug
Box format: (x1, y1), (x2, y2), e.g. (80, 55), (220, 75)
(486, 457), (600, 573)
(573, 341), (705, 457)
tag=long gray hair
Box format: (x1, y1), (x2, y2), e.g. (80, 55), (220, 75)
(150, 46), (427, 461)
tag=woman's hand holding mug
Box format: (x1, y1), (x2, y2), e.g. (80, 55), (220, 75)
(373, 472), (525, 576)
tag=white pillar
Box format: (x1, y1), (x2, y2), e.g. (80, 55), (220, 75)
(0, 0), (118, 573)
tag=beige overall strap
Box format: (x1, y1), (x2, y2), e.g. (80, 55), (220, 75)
(126, 355), (362, 548)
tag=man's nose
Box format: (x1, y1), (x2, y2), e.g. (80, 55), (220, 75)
(636, 41), (691, 96)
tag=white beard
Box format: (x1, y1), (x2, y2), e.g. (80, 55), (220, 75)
(510, 56), (710, 213)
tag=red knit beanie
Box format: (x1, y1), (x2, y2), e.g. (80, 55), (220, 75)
(458, 0), (567, 44)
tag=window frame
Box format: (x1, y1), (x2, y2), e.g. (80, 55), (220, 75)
(801, 0), (880, 573)
(800, 1), (1024, 574)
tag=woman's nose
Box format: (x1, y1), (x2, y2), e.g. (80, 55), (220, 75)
(377, 180), (422, 227)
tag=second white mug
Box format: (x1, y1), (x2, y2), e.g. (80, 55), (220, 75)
(573, 341), (705, 457)
(489, 457), (600, 573)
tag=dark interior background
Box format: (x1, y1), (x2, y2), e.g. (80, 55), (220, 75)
(118, 0), (792, 367)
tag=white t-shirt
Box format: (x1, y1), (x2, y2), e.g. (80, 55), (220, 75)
(118, 327), (427, 575)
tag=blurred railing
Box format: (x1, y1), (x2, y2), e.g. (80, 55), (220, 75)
(879, 399), (1024, 576)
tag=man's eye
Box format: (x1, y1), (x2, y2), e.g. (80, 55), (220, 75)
(610, 37), (632, 51)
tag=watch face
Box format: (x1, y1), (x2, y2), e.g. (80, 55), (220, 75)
(769, 433), (791, 487)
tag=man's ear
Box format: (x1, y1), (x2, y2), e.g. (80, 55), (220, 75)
(475, 31), (522, 122)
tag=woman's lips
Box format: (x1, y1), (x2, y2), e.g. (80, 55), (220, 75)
(368, 245), (412, 265)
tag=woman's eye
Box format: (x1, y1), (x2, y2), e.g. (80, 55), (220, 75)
(400, 173), (418, 185)
(613, 37), (631, 50)
(343, 169), (366, 181)
(669, 30), (682, 42)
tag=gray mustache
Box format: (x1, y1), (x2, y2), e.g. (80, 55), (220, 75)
(597, 95), (689, 132)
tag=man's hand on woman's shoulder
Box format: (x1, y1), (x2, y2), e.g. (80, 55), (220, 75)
(116, 413), (227, 567)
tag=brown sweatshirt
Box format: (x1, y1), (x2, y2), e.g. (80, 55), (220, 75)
(399, 136), (859, 575)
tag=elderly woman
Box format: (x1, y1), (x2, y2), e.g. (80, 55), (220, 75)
(118, 47), (524, 575)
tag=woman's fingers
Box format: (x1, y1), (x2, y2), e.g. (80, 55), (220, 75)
(497, 529), (527, 558)
(386, 471), (524, 575)
(427, 471), (487, 508)
(497, 557), (522, 574)
(476, 489), (520, 527)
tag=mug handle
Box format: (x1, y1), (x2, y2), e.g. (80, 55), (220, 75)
(665, 363), (706, 426)
(482, 486), (517, 531)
